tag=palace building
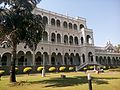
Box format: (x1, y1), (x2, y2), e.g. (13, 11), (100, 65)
(0, 8), (120, 72)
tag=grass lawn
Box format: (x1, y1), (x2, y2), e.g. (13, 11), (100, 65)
(0, 71), (120, 90)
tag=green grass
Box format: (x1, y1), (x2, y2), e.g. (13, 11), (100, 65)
(0, 71), (120, 90)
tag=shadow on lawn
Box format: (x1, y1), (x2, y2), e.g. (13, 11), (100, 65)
(26, 76), (118, 87)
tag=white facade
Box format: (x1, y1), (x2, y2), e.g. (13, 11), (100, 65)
(0, 8), (120, 70)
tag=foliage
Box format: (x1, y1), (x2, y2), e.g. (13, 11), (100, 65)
(89, 66), (94, 69)
(102, 66), (107, 69)
(69, 67), (74, 71)
(48, 67), (56, 72)
(83, 67), (87, 71)
(23, 67), (32, 75)
(37, 67), (43, 72)
(0, 70), (5, 75)
(59, 66), (66, 71)
(15, 68), (19, 73)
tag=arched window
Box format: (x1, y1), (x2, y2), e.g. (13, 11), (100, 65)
(81, 37), (83, 45)
(64, 35), (68, 44)
(80, 24), (84, 29)
(56, 19), (60, 27)
(75, 53), (81, 65)
(88, 52), (93, 62)
(107, 56), (111, 65)
(51, 18), (55, 26)
(99, 56), (103, 64)
(69, 36), (73, 45)
(51, 33), (56, 43)
(1, 55), (7, 66)
(70, 57), (73, 65)
(51, 57), (55, 65)
(86, 35), (92, 44)
(39, 15), (42, 20)
(35, 56), (42, 65)
(18, 56), (24, 66)
(69, 23), (72, 29)
(63, 21), (67, 28)
(57, 34), (61, 43)
(96, 56), (98, 63)
(64, 57), (67, 65)
(43, 16), (48, 25)
(43, 31), (48, 42)
(74, 24), (77, 30)
(82, 54), (85, 63)
(74, 36), (78, 45)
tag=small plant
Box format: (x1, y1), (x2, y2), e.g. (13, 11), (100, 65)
(59, 66), (66, 71)
(23, 67), (32, 75)
(49, 67), (56, 72)
(69, 67), (74, 71)
(15, 67), (19, 73)
(37, 67), (43, 72)
(89, 66), (94, 70)
(0, 70), (5, 80)
(102, 66), (106, 69)
(83, 67), (87, 71)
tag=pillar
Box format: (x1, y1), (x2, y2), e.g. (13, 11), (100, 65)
(62, 55), (65, 65)
(49, 55), (51, 65)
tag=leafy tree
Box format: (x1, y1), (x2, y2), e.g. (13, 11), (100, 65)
(0, 0), (45, 82)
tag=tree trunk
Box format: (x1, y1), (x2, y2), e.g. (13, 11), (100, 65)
(10, 42), (17, 82)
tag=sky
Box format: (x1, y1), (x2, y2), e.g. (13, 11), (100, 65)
(37, 0), (120, 46)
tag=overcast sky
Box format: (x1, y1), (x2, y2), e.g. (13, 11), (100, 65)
(37, 0), (120, 46)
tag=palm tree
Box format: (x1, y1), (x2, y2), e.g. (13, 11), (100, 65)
(0, 0), (45, 82)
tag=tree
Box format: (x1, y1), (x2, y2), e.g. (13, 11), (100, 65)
(0, 0), (45, 82)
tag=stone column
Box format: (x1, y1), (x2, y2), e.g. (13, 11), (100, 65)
(42, 53), (45, 77)
(49, 55), (51, 65)
(62, 55), (65, 65)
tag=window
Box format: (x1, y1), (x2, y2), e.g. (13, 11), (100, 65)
(51, 18), (55, 26)
(63, 21), (67, 28)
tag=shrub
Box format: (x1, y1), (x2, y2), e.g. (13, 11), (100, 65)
(23, 67), (32, 75)
(69, 67), (74, 71)
(59, 66), (66, 71)
(37, 67), (43, 72)
(15, 67), (19, 73)
(49, 67), (56, 72)
(83, 67), (87, 71)
(102, 66), (107, 69)
(89, 66), (94, 70)
(0, 70), (5, 80)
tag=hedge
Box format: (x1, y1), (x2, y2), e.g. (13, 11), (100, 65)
(59, 66), (66, 71)
(48, 67), (56, 72)
(37, 67), (43, 72)
(23, 67), (32, 75)
(69, 67), (74, 71)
